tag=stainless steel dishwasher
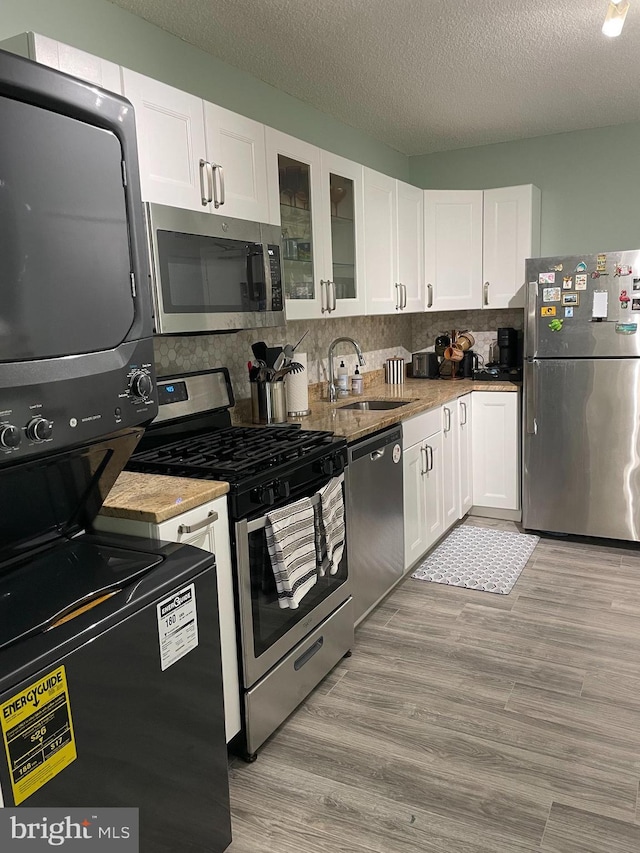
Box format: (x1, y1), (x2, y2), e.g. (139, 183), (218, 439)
(346, 424), (404, 625)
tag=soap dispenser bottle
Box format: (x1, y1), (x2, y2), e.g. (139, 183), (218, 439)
(337, 360), (349, 396)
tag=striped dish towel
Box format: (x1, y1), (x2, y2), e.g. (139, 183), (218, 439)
(265, 496), (317, 609)
(319, 474), (345, 575)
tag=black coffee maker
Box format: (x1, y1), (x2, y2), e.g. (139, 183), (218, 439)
(497, 327), (518, 368)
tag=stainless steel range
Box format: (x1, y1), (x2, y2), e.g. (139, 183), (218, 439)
(127, 368), (353, 759)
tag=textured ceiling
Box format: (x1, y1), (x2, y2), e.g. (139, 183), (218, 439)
(107, 0), (640, 155)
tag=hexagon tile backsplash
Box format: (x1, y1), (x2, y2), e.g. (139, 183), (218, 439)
(153, 308), (523, 401)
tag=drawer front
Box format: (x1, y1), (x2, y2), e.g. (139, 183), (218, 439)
(244, 597), (353, 755)
(403, 406), (441, 448)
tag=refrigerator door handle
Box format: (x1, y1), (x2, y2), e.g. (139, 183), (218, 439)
(524, 360), (537, 435)
(526, 280), (538, 358)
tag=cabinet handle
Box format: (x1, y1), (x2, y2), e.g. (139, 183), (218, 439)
(484, 281), (490, 306)
(320, 280), (329, 313)
(330, 280), (337, 312)
(427, 283), (433, 308)
(460, 400), (467, 426)
(177, 510), (218, 534)
(420, 445), (428, 476)
(444, 406), (451, 433)
(402, 283), (407, 309)
(199, 159), (213, 206)
(395, 282), (400, 310)
(427, 444), (434, 472)
(213, 163), (225, 208)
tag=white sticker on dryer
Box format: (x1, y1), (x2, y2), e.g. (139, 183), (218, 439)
(157, 583), (199, 671)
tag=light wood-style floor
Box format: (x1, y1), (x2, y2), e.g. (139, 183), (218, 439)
(227, 518), (640, 852)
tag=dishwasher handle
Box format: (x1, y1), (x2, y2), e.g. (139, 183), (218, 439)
(347, 425), (403, 463)
(370, 448), (385, 461)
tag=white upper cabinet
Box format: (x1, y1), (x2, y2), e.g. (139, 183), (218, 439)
(424, 185), (540, 312)
(397, 180), (425, 313)
(424, 190), (484, 312)
(364, 169), (397, 314)
(203, 101), (270, 222)
(122, 69), (208, 210)
(266, 131), (365, 319)
(482, 184), (541, 309)
(122, 70), (271, 221)
(1, 32), (122, 92)
(364, 170), (424, 315)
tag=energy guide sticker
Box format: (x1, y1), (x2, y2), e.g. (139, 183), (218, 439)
(157, 583), (199, 671)
(0, 666), (77, 805)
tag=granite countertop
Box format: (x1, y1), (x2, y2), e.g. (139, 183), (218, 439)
(100, 471), (229, 523)
(237, 378), (520, 443)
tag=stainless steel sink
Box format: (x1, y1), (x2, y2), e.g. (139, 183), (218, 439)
(338, 399), (411, 411)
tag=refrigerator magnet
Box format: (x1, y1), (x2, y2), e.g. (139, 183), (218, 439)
(575, 261), (588, 272)
(619, 289), (631, 307)
(562, 293), (579, 306)
(575, 274), (588, 290)
(615, 322), (638, 334)
(564, 307), (574, 318)
(632, 299), (640, 311)
(548, 318), (564, 332)
(539, 272), (556, 284)
(597, 253), (607, 272)
(633, 278), (640, 291)
(543, 286), (561, 302)
(615, 264), (633, 277)
(562, 276), (573, 289)
(541, 306), (557, 317)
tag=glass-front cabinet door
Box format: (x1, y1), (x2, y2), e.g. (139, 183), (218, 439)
(321, 151), (365, 318)
(266, 130), (324, 320)
(266, 130), (365, 319)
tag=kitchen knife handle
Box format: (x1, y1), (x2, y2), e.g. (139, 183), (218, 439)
(524, 361), (537, 435)
(427, 283), (433, 309)
(178, 510), (219, 534)
(484, 281), (490, 306)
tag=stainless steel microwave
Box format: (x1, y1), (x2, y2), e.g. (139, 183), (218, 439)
(145, 203), (285, 334)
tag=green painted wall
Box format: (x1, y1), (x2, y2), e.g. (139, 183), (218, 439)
(409, 122), (640, 256)
(0, 0), (409, 180)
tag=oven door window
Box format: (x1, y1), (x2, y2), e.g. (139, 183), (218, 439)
(248, 524), (347, 659)
(0, 96), (134, 362)
(156, 231), (268, 313)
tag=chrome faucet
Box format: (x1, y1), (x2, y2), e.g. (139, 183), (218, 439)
(328, 337), (366, 403)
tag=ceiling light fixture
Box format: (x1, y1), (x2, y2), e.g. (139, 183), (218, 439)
(602, 0), (630, 37)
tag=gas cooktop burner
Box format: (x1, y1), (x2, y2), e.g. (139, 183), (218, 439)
(130, 424), (337, 482)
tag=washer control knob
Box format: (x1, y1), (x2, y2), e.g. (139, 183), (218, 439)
(26, 417), (53, 443)
(0, 424), (21, 449)
(130, 370), (153, 400)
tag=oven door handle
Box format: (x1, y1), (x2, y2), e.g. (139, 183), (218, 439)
(246, 492), (324, 534)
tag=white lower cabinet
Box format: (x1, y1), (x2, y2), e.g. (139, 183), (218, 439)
(458, 394), (473, 517)
(94, 495), (241, 743)
(471, 391), (520, 511)
(441, 402), (460, 530)
(403, 409), (444, 572)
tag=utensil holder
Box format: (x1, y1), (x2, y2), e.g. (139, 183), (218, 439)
(251, 380), (287, 424)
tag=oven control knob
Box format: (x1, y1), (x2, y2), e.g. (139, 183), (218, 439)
(129, 370), (153, 400)
(316, 457), (335, 477)
(0, 424), (21, 449)
(260, 486), (276, 506)
(26, 417), (53, 443)
(276, 480), (290, 499)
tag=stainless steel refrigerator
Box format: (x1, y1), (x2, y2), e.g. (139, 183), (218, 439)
(523, 250), (640, 541)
